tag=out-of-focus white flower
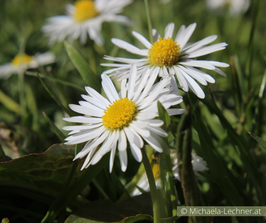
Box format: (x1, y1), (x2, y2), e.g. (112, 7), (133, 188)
(63, 65), (184, 172)
(160, 0), (172, 4)
(206, 0), (250, 16)
(42, 0), (132, 45)
(0, 52), (56, 79)
(130, 152), (208, 196)
(102, 22), (228, 99)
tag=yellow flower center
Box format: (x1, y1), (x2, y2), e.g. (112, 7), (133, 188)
(102, 98), (137, 130)
(151, 154), (160, 180)
(11, 54), (33, 67)
(148, 37), (181, 67)
(73, 0), (99, 22)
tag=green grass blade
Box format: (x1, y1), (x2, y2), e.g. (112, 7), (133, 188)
(248, 132), (266, 150)
(37, 73), (73, 116)
(64, 41), (101, 92)
(0, 89), (21, 114)
(26, 71), (84, 91)
(42, 112), (65, 143)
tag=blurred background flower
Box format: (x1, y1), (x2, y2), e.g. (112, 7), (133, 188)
(130, 151), (208, 196)
(42, 0), (133, 45)
(0, 52), (55, 79)
(206, 0), (250, 16)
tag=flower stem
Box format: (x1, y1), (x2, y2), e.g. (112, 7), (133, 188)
(18, 72), (26, 117)
(144, 0), (153, 43)
(141, 148), (161, 223)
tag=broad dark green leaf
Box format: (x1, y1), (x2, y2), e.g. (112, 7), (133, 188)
(64, 193), (153, 223)
(0, 143), (85, 197)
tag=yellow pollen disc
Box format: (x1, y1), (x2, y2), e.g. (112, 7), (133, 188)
(148, 37), (181, 67)
(102, 98), (137, 130)
(74, 0), (99, 22)
(11, 54), (33, 66)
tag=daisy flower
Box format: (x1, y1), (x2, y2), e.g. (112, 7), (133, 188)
(63, 65), (184, 172)
(101, 22), (229, 98)
(130, 152), (208, 196)
(206, 0), (250, 16)
(0, 52), (56, 79)
(42, 0), (132, 45)
(171, 153), (208, 180)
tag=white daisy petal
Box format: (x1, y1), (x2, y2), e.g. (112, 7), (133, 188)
(187, 42), (228, 58)
(174, 66), (189, 92)
(179, 66), (208, 86)
(85, 86), (110, 107)
(81, 94), (107, 110)
(142, 133), (165, 153)
(118, 130), (127, 151)
(101, 74), (120, 101)
(63, 116), (102, 123)
(214, 67), (227, 77)
(166, 108), (185, 116)
(119, 149), (128, 172)
(147, 126), (168, 137)
(176, 23), (197, 49)
(132, 31), (152, 48)
(183, 35), (217, 53)
(69, 104), (103, 117)
(180, 60), (216, 70)
(62, 123), (102, 132)
(164, 22), (175, 38)
(152, 28), (160, 42)
(127, 64), (137, 100)
(148, 120), (164, 127)
(181, 70), (205, 99)
(112, 38), (148, 56)
(130, 143), (142, 162)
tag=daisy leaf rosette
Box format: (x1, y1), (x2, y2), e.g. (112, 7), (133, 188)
(101, 22), (229, 98)
(42, 0), (133, 45)
(63, 65), (184, 172)
(0, 52), (56, 79)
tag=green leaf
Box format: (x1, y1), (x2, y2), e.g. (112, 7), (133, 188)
(64, 41), (101, 92)
(37, 73), (73, 116)
(41, 154), (109, 223)
(201, 97), (263, 204)
(230, 56), (244, 115)
(43, 111), (65, 143)
(0, 89), (21, 114)
(189, 97), (246, 208)
(248, 132), (266, 150)
(0, 143), (85, 196)
(176, 107), (207, 223)
(157, 101), (170, 129)
(121, 214), (153, 223)
(64, 193), (153, 223)
(26, 71), (84, 91)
